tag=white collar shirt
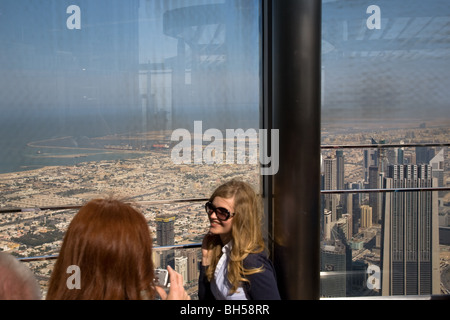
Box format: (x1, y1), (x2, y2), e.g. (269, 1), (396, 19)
(210, 241), (248, 300)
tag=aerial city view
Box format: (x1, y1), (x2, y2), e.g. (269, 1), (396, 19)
(0, 118), (448, 298)
(0, 0), (449, 301)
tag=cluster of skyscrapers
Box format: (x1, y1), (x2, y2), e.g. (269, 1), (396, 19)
(320, 141), (444, 297)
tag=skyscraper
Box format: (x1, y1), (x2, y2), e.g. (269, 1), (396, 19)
(156, 214), (175, 246)
(363, 138), (378, 183)
(381, 164), (440, 295)
(186, 249), (198, 284)
(175, 256), (188, 286)
(416, 147), (435, 165)
(321, 240), (348, 297)
(360, 205), (373, 229)
(323, 209), (332, 240)
(429, 149), (444, 199)
(324, 155), (338, 221)
(336, 150), (345, 191)
(156, 214), (176, 268)
(368, 165), (381, 224)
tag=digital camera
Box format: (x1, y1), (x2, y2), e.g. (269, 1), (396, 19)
(154, 268), (169, 287)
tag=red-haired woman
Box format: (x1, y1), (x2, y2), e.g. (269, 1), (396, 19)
(46, 198), (189, 300)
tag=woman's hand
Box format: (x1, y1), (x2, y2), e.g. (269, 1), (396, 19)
(155, 266), (190, 300)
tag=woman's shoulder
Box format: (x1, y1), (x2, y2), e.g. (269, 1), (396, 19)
(242, 250), (281, 300)
(243, 250), (273, 269)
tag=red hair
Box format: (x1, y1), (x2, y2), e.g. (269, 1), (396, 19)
(46, 198), (155, 300)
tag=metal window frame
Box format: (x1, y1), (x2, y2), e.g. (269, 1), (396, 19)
(262, 0), (322, 300)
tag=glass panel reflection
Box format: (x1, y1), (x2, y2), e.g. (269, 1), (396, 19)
(0, 0), (261, 210)
(321, 0), (450, 297)
(0, 0), (261, 300)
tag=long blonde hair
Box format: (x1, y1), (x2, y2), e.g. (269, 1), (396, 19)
(205, 180), (265, 294)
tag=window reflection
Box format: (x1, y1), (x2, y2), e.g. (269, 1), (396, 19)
(321, 0), (450, 297)
(0, 0), (261, 210)
(0, 0), (449, 300)
(0, 0), (261, 299)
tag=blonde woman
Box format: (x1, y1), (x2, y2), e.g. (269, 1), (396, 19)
(198, 180), (280, 300)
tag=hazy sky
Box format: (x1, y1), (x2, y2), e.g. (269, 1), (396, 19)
(0, 0), (260, 132)
(322, 0), (450, 121)
(0, 0), (448, 127)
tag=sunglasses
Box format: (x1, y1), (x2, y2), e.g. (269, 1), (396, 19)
(205, 201), (235, 221)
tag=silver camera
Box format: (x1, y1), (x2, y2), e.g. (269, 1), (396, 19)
(154, 268), (169, 287)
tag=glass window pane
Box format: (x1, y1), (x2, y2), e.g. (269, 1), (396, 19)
(0, 0), (261, 210)
(321, 0), (450, 298)
(0, 0), (261, 299)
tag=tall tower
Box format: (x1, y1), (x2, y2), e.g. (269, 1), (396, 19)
(336, 150), (345, 191)
(381, 164), (440, 295)
(360, 205), (373, 229)
(368, 165), (380, 224)
(155, 214), (176, 268)
(175, 256), (188, 285)
(324, 156), (338, 221)
(429, 149), (444, 199)
(416, 147), (435, 165)
(186, 249), (198, 283)
(363, 138), (378, 183)
(156, 214), (175, 246)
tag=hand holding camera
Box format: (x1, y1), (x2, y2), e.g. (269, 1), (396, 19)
(154, 265), (190, 300)
(154, 268), (170, 287)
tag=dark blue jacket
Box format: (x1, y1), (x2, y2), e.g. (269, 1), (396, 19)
(198, 252), (281, 300)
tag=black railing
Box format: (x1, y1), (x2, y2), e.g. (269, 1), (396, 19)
(18, 242), (203, 262)
(0, 197), (208, 214)
(13, 185), (449, 262)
